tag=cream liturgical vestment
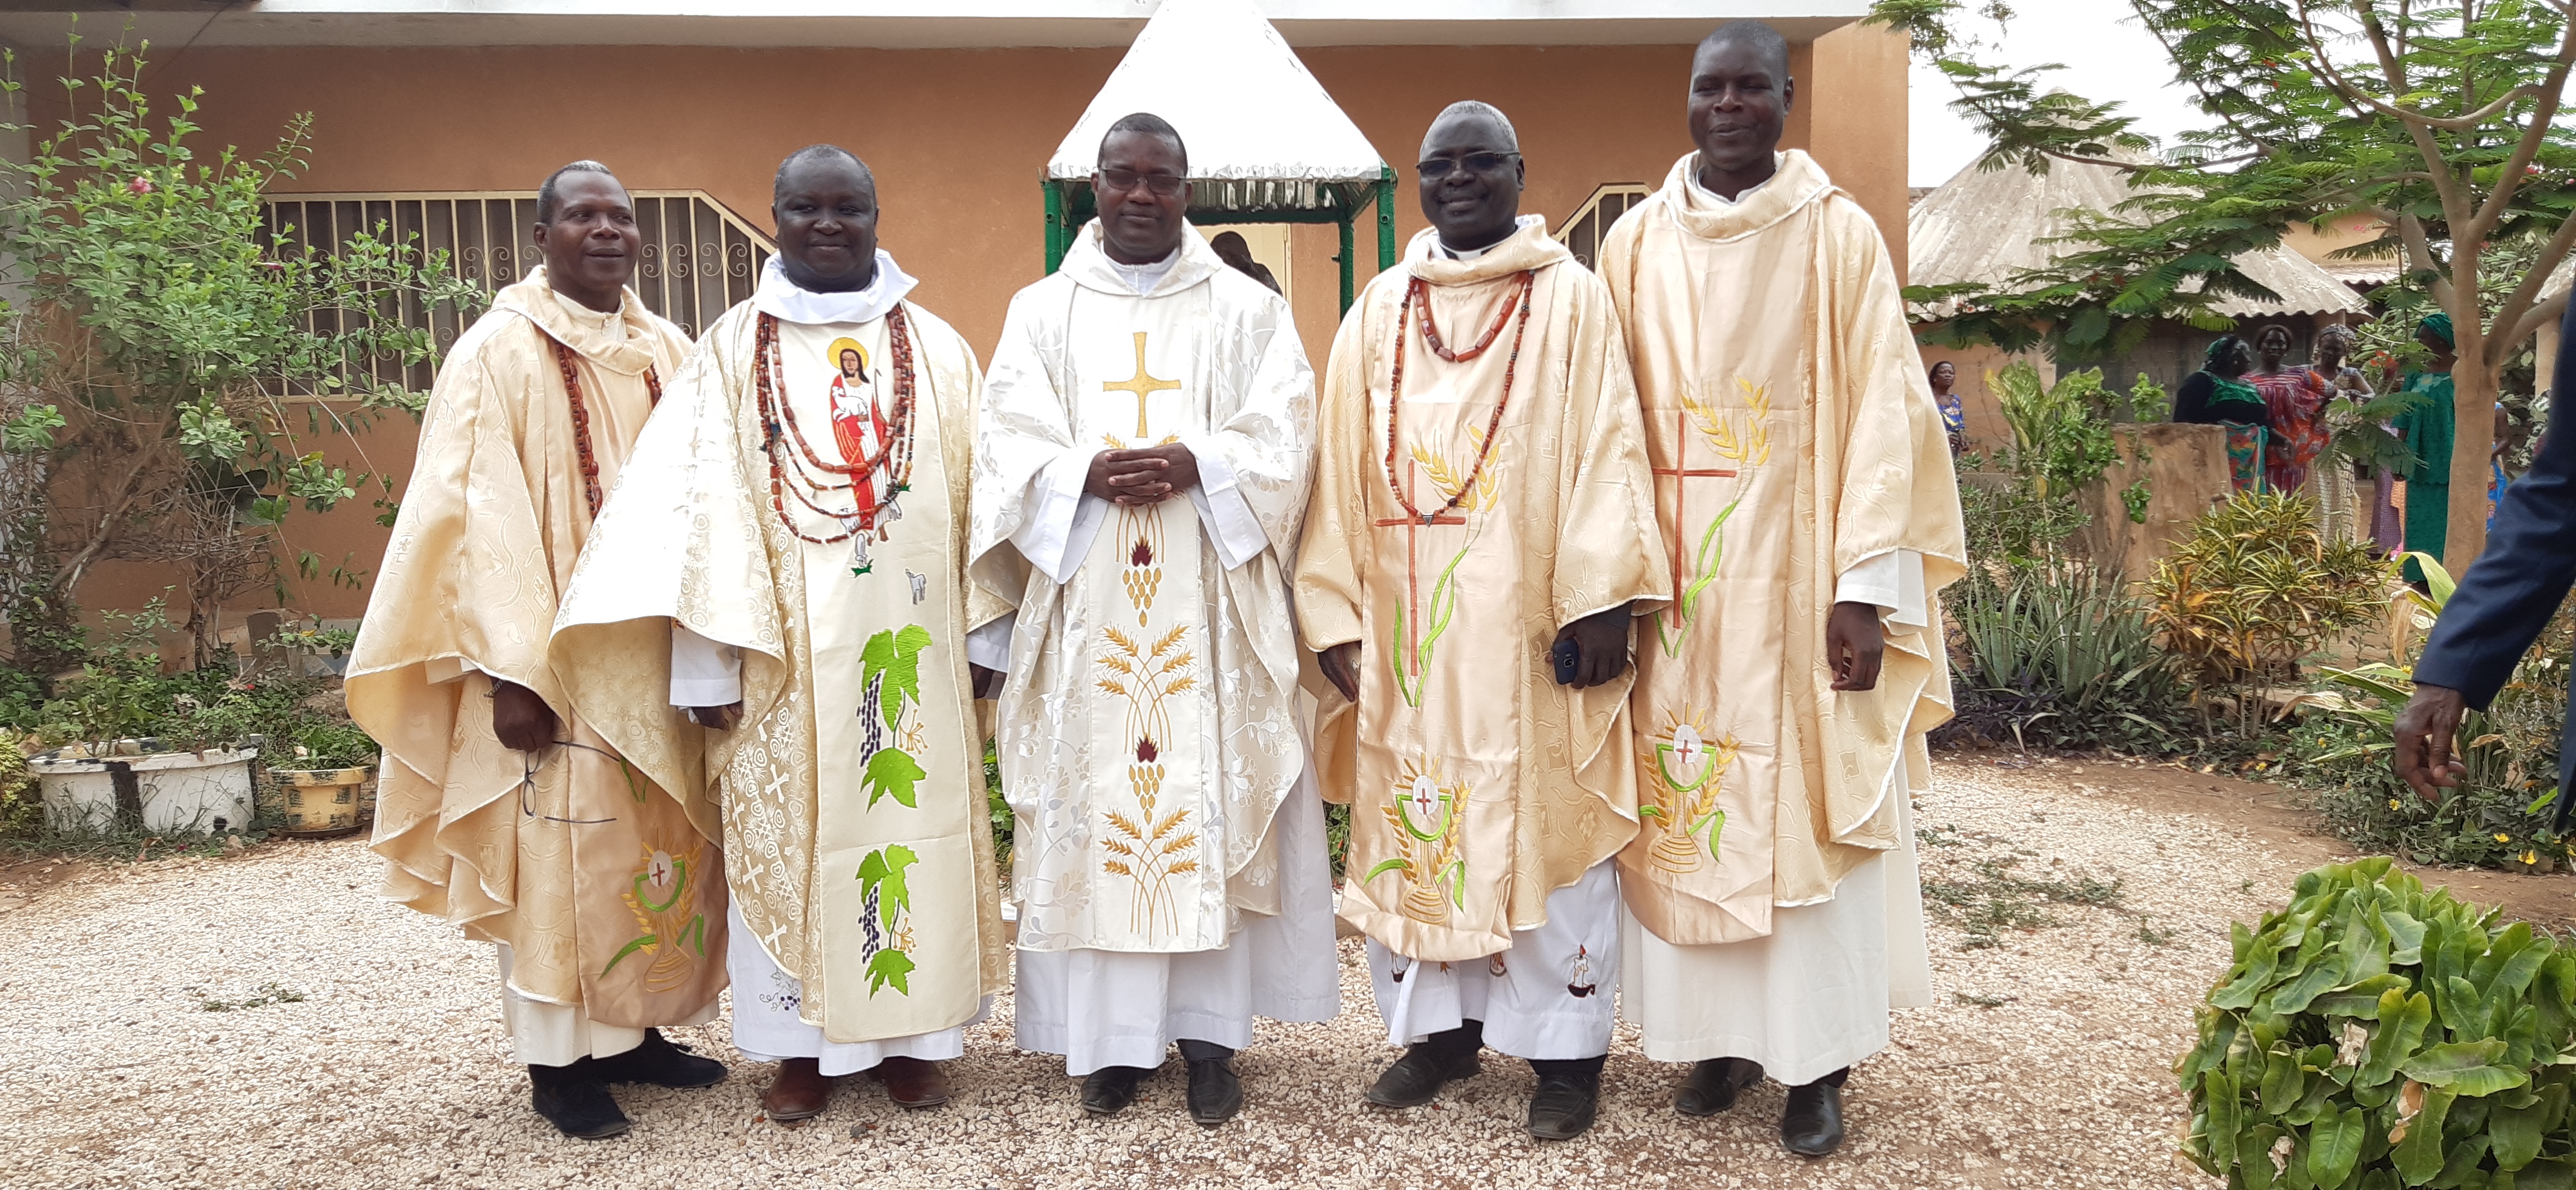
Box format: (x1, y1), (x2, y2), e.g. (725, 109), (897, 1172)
(351, 269), (724, 1065)
(1598, 151), (1964, 1083)
(972, 222), (1337, 1073)
(1296, 219), (1668, 1055)
(550, 253), (1007, 1060)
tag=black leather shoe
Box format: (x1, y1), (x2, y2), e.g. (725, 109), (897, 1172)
(591, 1028), (727, 1090)
(1081, 1065), (1152, 1117)
(1185, 1054), (1243, 1126)
(529, 1060), (631, 1140)
(1781, 1078), (1846, 1157)
(1527, 1069), (1602, 1141)
(1366, 1041), (1481, 1108)
(1675, 1057), (1765, 1116)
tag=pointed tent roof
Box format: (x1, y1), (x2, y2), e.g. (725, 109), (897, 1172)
(1908, 152), (2366, 323)
(1045, 0), (1385, 210)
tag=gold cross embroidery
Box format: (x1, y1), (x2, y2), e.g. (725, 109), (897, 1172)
(1102, 330), (1181, 439)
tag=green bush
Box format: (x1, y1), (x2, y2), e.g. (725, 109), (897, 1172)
(2182, 859), (2576, 1189)
(2291, 561), (2576, 873)
(2148, 491), (2394, 733)
(1943, 559), (2185, 750)
(0, 737), (36, 838)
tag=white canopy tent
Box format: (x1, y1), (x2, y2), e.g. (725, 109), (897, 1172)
(1040, 0), (1394, 310)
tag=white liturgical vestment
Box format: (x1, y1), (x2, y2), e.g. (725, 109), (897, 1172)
(970, 221), (1337, 1073)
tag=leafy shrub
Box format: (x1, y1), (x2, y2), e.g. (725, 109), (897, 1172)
(0, 737), (35, 838)
(2148, 490), (2394, 717)
(283, 721), (377, 770)
(1943, 559), (2184, 750)
(1961, 362), (2164, 565)
(2182, 859), (2576, 1189)
(2294, 564), (2576, 872)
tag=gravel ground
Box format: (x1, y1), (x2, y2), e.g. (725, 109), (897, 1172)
(0, 758), (2321, 1190)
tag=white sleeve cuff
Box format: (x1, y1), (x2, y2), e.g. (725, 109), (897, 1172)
(1835, 549), (1928, 629)
(1011, 447), (1109, 585)
(424, 657), (476, 685)
(670, 622), (743, 706)
(967, 614), (1016, 673)
(1179, 435), (1270, 570)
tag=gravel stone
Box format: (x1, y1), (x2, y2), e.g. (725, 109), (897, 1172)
(0, 759), (2258, 1189)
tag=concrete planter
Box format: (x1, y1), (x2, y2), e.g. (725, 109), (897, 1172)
(32, 744), (259, 835)
(272, 765), (375, 838)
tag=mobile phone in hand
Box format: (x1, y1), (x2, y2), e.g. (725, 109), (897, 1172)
(1551, 639), (1581, 686)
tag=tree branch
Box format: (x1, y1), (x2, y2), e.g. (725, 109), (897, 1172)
(2489, 206), (2576, 359)
(2503, 290), (2572, 350)
(2466, 13), (2576, 242)
(2359, 4), (2476, 240)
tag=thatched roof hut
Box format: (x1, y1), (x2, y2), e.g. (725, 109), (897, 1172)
(1909, 154), (2367, 326)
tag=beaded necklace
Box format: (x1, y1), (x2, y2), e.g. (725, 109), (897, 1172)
(546, 336), (664, 520)
(1382, 270), (1535, 526)
(754, 308), (918, 546)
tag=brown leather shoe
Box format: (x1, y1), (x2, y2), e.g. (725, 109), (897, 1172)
(870, 1056), (951, 1109)
(760, 1057), (836, 1123)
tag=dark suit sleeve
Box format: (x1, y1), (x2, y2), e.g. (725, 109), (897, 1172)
(2412, 300), (2576, 708)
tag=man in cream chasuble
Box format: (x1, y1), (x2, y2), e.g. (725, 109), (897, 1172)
(551, 148), (1006, 1125)
(972, 114), (1336, 1127)
(1599, 24), (1967, 1158)
(350, 163), (728, 1140)
(1295, 103), (1669, 1142)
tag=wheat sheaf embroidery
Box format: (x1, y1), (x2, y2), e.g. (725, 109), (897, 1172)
(1095, 624), (1200, 938)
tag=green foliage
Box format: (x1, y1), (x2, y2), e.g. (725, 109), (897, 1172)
(285, 721), (377, 770)
(2292, 560), (2576, 872)
(984, 736), (1011, 871)
(0, 37), (481, 667)
(1943, 559), (2185, 751)
(0, 736), (36, 839)
(1874, 0), (2576, 388)
(1961, 363), (2162, 564)
(2147, 490), (2395, 698)
(2180, 859), (2576, 1188)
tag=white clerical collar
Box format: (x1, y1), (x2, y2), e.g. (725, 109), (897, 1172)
(1107, 246), (1182, 296)
(1438, 214), (1546, 260)
(1686, 153), (1786, 207)
(547, 287), (632, 340)
(752, 249), (918, 325)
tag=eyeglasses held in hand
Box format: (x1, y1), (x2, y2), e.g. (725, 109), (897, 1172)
(1098, 168), (1185, 197)
(1417, 152), (1522, 181)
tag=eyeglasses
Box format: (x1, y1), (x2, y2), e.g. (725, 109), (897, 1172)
(1418, 152), (1521, 181)
(1097, 168), (1185, 197)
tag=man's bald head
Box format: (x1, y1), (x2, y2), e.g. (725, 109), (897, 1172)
(774, 144), (873, 202)
(1419, 100), (1519, 161)
(1696, 20), (1789, 85)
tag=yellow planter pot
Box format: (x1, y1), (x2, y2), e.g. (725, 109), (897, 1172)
(274, 766), (375, 838)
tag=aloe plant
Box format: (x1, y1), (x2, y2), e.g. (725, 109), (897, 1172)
(2181, 860), (2576, 1188)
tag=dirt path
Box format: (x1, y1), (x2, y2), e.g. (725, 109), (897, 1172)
(2, 757), (2553, 1189)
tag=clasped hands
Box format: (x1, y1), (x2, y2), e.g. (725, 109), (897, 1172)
(1318, 599), (1887, 705)
(1087, 443), (1199, 507)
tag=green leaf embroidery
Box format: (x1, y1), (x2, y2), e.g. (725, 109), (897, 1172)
(866, 948), (917, 997)
(863, 746), (929, 810)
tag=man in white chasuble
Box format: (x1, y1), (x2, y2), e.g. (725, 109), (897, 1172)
(351, 162), (727, 1140)
(1295, 102), (1669, 1142)
(970, 113), (1334, 1127)
(1598, 22), (1967, 1158)
(551, 146), (1007, 1126)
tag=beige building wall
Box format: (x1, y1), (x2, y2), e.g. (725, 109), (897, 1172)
(56, 30), (1913, 621)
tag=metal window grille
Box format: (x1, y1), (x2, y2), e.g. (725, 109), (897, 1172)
(262, 190), (775, 393)
(1555, 183), (1652, 271)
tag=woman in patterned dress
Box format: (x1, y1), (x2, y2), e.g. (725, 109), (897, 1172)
(2248, 323), (2332, 495)
(2174, 335), (2269, 491)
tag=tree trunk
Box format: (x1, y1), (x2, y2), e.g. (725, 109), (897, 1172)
(2444, 357), (2499, 575)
